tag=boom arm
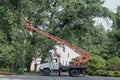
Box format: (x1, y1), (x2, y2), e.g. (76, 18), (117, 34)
(25, 19), (92, 65)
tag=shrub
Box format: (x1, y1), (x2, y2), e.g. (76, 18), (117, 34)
(108, 71), (120, 77)
(86, 54), (106, 69)
(86, 69), (96, 75)
(94, 70), (107, 76)
(86, 69), (120, 77)
(86, 69), (107, 76)
(108, 56), (120, 66)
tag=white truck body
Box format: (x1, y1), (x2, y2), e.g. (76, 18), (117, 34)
(39, 57), (87, 77)
(39, 57), (59, 71)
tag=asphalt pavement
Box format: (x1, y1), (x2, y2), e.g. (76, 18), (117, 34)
(0, 75), (120, 80)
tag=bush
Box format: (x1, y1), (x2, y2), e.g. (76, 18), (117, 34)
(85, 55), (120, 77)
(16, 69), (23, 74)
(86, 69), (95, 75)
(95, 70), (107, 76)
(0, 68), (10, 72)
(86, 69), (120, 77)
(108, 56), (120, 66)
(108, 71), (120, 77)
(86, 54), (106, 69)
(86, 69), (107, 76)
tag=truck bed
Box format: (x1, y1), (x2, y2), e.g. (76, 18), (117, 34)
(60, 65), (87, 72)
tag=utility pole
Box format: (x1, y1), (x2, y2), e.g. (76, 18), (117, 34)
(22, 34), (26, 74)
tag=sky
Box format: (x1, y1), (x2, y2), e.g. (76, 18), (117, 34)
(103, 0), (120, 12)
(95, 0), (120, 31)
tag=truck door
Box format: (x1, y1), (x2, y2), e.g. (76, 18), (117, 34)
(51, 58), (59, 70)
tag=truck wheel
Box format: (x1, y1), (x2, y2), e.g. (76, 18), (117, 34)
(70, 69), (79, 77)
(43, 68), (50, 76)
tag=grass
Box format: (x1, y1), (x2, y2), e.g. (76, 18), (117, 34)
(0, 68), (41, 75)
(0, 71), (16, 75)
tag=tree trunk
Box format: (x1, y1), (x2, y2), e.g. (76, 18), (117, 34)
(26, 64), (30, 72)
(10, 63), (17, 72)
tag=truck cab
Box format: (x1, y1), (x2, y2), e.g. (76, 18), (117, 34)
(39, 57), (60, 75)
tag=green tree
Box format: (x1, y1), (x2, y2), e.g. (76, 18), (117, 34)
(42, 0), (113, 49)
(0, 0), (54, 72)
(106, 6), (120, 58)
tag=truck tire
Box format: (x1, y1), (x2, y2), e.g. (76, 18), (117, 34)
(43, 68), (50, 76)
(69, 69), (79, 77)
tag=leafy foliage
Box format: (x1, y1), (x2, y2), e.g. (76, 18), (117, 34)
(108, 56), (120, 66)
(86, 54), (106, 69)
(0, 0), (53, 71)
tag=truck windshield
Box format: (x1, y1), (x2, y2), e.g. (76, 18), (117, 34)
(52, 59), (57, 63)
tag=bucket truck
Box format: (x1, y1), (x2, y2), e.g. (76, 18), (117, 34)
(24, 18), (92, 77)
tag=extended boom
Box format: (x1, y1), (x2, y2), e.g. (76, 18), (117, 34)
(25, 18), (92, 65)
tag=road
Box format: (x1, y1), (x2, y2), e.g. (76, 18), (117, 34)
(0, 75), (120, 80)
